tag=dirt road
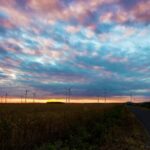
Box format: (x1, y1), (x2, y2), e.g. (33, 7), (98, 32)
(130, 107), (150, 134)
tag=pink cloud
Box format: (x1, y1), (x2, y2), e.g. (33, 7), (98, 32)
(116, 1), (150, 23)
(65, 25), (80, 34)
(98, 0), (150, 24)
(25, 0), (118, 23)
(0, 6), (30, 26)
(132, 1), (150, 22)
(104, 54), (128, 63)
(0, 0), (149, 29)
(28, 0), (60, 12)
(0, 19), (15, 29)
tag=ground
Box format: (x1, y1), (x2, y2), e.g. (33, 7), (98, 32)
(0, 103), (149, 150)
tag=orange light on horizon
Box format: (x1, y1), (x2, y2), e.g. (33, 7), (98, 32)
(0, 96), (149, 104)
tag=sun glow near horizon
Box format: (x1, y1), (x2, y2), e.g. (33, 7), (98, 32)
(0, 96), (149, 104)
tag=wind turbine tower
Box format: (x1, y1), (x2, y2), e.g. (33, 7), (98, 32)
(25, 90), (29, 103)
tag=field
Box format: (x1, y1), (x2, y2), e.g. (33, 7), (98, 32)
(136, 102), (150, 109)
(0, 103), (149, 150)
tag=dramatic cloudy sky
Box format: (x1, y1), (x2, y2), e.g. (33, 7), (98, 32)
(0, 0), (150, 98)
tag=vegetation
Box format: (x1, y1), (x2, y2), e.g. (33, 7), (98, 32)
(137, 102), (150, 109)
(0, 103), (149, 150)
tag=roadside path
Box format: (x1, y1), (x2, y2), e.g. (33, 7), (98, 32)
(130, 107), (150, 134)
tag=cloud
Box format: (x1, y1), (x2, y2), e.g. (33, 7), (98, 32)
(0, 0), (150, 98)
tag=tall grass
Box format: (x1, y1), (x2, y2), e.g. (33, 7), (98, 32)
(0, 104), (148, 150)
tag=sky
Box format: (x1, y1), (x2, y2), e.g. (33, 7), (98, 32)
(0, 0), (150, 100)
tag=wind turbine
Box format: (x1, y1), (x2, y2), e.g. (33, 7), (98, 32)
(130, 92), (133, 103)
(98, 96), (100, 103)
(104, 90), (107, 103)
(68, 88), (71, 103)
(65, 88), (68, 103)
(33, 93), (36, 103)
(0, 94), (2, 103)
(0, 88), (3, 103)
(25, 90), (29, 103)
(21, 95), (23, 103)
(5, 92), (8, 103)
(0, 96), (2, 103)
(65, 88), (72, 103)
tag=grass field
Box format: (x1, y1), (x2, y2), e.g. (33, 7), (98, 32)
(0, 103), (149, 150)
(136, 102), (150, 109)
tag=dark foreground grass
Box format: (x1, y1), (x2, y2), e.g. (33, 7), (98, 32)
(0, 104), (149, 150)
(137, 102), (150, 109)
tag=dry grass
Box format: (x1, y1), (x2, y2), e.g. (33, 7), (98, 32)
(0, 103), (149, 150)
